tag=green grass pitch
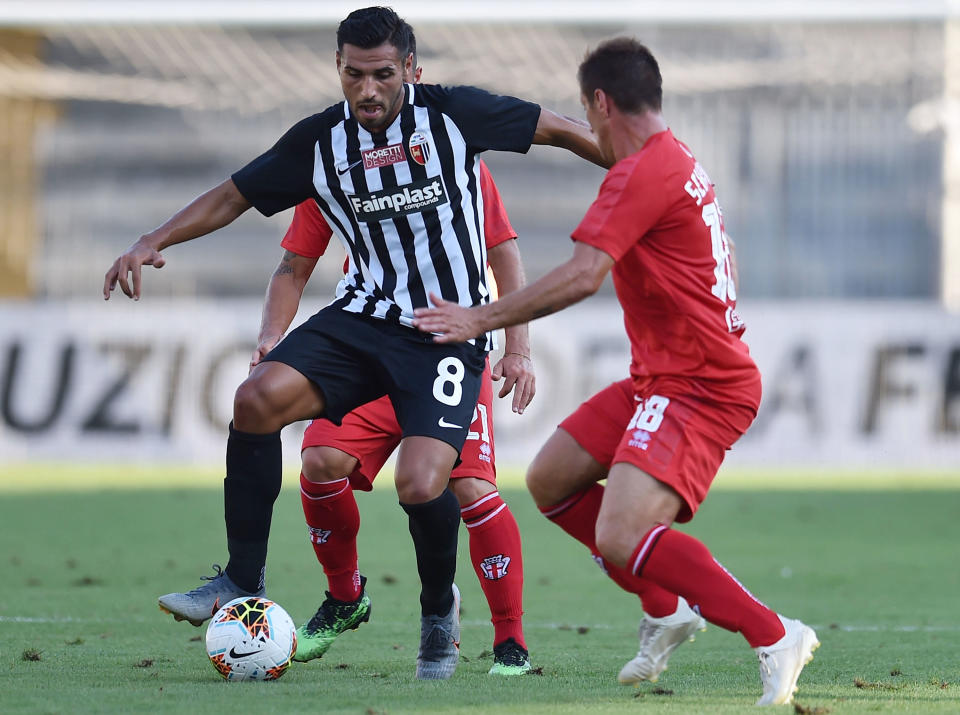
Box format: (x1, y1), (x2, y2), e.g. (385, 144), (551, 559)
(1, 465), (958, 713)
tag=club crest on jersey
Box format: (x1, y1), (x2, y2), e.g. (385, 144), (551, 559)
(480, 554), (511, 580)
(362, 143), (406, 170)
(308, 526), (332, 544)
(408, 131), (431, 166)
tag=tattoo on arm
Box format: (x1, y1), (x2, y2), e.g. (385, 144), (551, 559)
(273, 249), (299, 277)
(532, 304), (560, 320)
(562, 114), (590, 128)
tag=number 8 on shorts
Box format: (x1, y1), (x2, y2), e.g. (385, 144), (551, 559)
(433, 357), (465, 406)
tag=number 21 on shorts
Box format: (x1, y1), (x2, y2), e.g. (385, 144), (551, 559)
(432, 356), (465, 406)
(627, 395), (671, 433)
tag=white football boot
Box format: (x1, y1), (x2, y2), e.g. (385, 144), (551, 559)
(618, 596), (707, 684)
(755, 615), (820, 705)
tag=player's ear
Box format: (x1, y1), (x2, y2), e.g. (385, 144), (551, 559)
(594, 88), (609, 117)
(336, 50), (342, 72)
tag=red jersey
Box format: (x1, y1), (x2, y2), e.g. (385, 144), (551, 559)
(572, 130), (758, 401)
(282, 159), (517, 260)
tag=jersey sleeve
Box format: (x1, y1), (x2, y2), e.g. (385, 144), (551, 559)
(478, 160), (517, 249)
(570, 160), (668, 260)
(280, 200), (334, 258)
(419, 84), (540, 154)
(231, 114), (323, 217)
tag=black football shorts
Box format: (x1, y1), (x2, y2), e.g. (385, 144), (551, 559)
(263, 306), (486, 452)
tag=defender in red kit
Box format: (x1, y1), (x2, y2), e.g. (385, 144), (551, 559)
(415, 37), (819, 706)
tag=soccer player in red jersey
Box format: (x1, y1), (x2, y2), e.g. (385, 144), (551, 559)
(414, 38), (819, 705)
(249, 38), (533, 676)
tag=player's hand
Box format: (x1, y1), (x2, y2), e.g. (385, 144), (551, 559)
(250, 335), (282, 373)
(413, 293), (484, 343)
(492, 352), (535, 413)
(103, 238), (166, 300)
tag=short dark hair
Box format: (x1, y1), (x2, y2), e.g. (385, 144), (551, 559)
(578, 38), (662, 113)
(406, 23), (417, 65)
(337, 6), (414, 59)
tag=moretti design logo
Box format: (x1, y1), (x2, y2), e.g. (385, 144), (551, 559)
(362, 143), (405, 170)
(349, 177), (448, 222)
(408, 131), (431, 165)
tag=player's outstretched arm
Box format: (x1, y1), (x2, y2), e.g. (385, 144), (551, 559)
(414, 242), (614, 343)
(103, 178), (251, 300)
(486, 238), (535, 413)
(533, 109), (612, 169)
(251, 249), (318, 371)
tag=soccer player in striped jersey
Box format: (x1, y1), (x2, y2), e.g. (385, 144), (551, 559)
(103, 6), (606, 680)
(414, 38), (819, 703)
(252, 36), (533, 674)
(257, 174), (532, 673)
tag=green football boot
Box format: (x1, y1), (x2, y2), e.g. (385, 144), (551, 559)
(293, 576), (371, 662)
(488, 637), (532, 675)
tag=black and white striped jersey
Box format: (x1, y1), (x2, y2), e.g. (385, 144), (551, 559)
(232, 83), (540, 351)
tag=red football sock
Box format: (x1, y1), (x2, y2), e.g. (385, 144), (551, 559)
(461, 491), (525, 649)
(539, 483), (605, 550)
(630, 525), (785, 647)
(604, 560), (678, 618)
(540, 484), (678, 618)
(299, 474), (361, 602)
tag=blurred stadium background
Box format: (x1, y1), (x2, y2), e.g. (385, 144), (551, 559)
(1, 1), (959, 473)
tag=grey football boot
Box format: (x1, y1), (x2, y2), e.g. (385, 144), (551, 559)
(158, 564), (264, 627)
(415, 583), (461, 679)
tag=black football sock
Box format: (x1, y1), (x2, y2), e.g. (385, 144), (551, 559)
(401, 488), (460, 617)
(223, 423), (283, 593)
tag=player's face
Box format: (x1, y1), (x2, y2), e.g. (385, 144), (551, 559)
(337, 42), (412, 132)
(581, 91), (615, 165)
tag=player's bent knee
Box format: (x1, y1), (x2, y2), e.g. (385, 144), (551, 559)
(301, 447), (357, 484)
(594, 522), (639, 569)
(397, 482), (443, 504)
(525, 459), (562, 508)
(395, 473), (446, 505)
(524, 464), (546, 500)
(232, 379), (277, 432)
(448, 477), (495, 507)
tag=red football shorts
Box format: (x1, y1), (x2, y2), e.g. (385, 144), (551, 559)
(301, 362), (496, 491)
(559, 376), (759, 522)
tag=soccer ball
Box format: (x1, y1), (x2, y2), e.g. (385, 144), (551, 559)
(205, 596), (297, 681)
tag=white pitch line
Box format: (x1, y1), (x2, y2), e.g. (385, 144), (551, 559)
(0, 615), (150, 624)
(3, 615), (959, 633)
(508, 622), (960, 633)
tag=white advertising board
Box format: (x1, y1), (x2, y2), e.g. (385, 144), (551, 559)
(1, 300), (958, 469)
